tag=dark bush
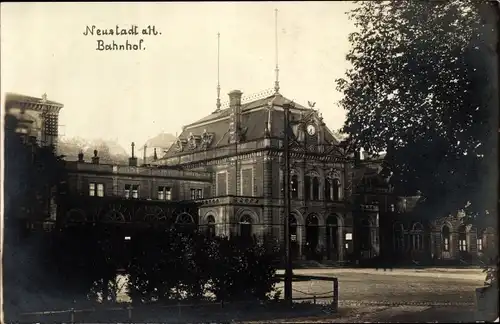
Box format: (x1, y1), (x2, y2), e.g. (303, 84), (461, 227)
(49, 224), (114, 302)
(52, 226), (280, 305)
(127, 230), (280, 303)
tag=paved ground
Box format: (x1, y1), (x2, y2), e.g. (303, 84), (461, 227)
(271, 267), (487, 322)
(276, 268), (484, 305)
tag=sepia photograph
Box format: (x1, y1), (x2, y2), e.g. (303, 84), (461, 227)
(1, 1), (499, 323)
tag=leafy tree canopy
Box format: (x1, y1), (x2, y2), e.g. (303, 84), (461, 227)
(337, 0), (498, 218)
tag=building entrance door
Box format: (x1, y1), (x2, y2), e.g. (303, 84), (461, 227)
(359, 219), (372, 259)
(305, 214), (319, 261)
(326, 215), (339, 261)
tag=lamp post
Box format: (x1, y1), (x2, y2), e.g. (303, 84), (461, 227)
(282, 102), (293, 304)
(280, 102), (361, 304)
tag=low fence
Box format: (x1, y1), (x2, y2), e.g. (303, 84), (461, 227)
(18, 274), (339, 323)
(276, 273), (339, 310)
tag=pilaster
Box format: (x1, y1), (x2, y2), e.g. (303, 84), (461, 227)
(263, 154), (273, 236)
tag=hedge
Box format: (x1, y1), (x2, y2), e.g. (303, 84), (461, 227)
(49, 225), (281, 304)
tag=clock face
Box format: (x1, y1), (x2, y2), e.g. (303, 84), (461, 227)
(307, 124), (316, 136)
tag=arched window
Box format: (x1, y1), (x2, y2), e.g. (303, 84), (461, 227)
(412, 223), (424, 250)
(291, 174), (299, 199)
(312, 177), (320, 200)
(206, 215), (216, 238)
(332, 179), (340, 201)
(326, 215), (338, 226)
(304, 175), (311, 200)
(393, 223), (404, 251)
(477, 229), (486, 252)
(442, 226), (450, 252)
(458, 225), (467, 252)
(289, 214), (298, 242)
(175, 212), (196, 232)
(324, 178), (331, 201)
(239, 214), (253, 240)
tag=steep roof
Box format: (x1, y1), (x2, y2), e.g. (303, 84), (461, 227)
(162, 92), (339, 159)
(185, 93), (309, 127)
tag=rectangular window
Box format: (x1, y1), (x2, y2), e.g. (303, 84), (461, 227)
(477, 238), (483, 252)
(345, 233), (352, 241)
(443, 238), (449, 251)
(241, 168), (253, 196)
(157, 186), (173, 200)
(124, 184), (131, 198)
(131, 185), (139, 199)
(459, 239), (467, 252)
(216, 172), (227, 196)
(97, 184), (104, 197)
(158, 186), (165, 200)
(190, 188), (196, 200)
(196, 188), (203, 199)
(89, 183), (96, 196)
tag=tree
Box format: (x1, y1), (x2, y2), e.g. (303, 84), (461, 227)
(3, 116), (71, 320)
(58, 136), (129, 164)
(336, 0), (498, 218)
(4, 117), (67, 223)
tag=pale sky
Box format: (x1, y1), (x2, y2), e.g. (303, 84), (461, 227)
(1, 1), (358, 151)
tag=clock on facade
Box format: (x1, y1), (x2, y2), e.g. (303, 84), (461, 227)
(306, 124), (316, 136)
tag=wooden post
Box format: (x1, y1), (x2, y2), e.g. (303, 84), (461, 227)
(70, 308), (75, 324)
(332, 278), (339, 312)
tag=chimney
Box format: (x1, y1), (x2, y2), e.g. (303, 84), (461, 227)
(153, 148), (158, 161)
(129, 142), (138, 167)
(143, 144), (147, 165)
(228, 90), (243, 143)
(78, 150), (84, 162)
(91, 150), (100, 164)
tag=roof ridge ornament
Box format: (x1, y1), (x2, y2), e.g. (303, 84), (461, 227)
(213, 33), (222, 114)
(220, 88), (275, 109)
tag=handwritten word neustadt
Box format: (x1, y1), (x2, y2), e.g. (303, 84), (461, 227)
(83, 25), (161, 51)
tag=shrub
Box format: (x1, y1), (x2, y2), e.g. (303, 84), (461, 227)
(54, 226), (280, 305)
(48, 224), (118, 303)
(482, 255), (499, 288)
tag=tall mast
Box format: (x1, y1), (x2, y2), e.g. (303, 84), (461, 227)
(274, 9), (280, 94)
(215, 32), (222, 112)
